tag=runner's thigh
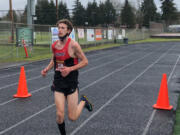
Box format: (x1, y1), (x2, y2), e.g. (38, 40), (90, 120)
(67, 89), (78, 114)
(54, 91), (66, 113)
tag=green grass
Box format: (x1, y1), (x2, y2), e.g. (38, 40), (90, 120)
(129, 38), (180, 44)
(1, 37), (180, 63)
(0, 43), (120, 63)
(0, 45), (52, 63)
(174, 96), (180, 135)
(83, 43), (121, 52)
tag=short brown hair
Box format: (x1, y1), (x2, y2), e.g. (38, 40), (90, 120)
(56, 19), (73, 32)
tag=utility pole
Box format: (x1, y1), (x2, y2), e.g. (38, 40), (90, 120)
(56, 0), (59, 21)
(27, 0), (35, 27)
(9, 0), (14, 43)
(27, 0), (32, 26)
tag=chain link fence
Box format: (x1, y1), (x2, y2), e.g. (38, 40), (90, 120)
(0, 22), (156, 63)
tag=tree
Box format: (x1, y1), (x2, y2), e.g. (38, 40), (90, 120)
(136, 8), (143, 28)
(121, 0), (135, 28)
(161, 0), (178, 25)
(104, 0), (116, 26)
(35, 0), (56, 25)
(21, 5), (27, 23)
(35, 4), (41, 24)
(58, 2), (70, 20)
(141, 0), (158, 28)
(86, 1), (99, 26)
(48, 0), (56, 24)
(72, 0), (86, 26)
(110, 0), (123, 26)
(3, 10), (18, 22)
(35, 0), (50, 24)
(98, 2), (106, 26)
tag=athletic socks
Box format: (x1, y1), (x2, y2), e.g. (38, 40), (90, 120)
(57, 122), (66, 135)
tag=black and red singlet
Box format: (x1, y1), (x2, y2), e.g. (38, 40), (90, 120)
(51, 38), (79, 89)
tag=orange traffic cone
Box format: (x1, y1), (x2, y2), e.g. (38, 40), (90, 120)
(13, 66), (31, 98)
(153, 73), (173, 110)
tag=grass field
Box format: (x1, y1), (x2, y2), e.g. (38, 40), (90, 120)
(1, 37), (180, 63)
(0, 45), (51, 62)
(0, 42), (120, 63)
(174, 96), (180, 135)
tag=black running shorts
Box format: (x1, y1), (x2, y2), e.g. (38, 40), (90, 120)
(51, 84), (78, 96)
(52, 71), (79, 96)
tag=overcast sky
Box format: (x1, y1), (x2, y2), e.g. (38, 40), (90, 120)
(0, 0), (180, 12)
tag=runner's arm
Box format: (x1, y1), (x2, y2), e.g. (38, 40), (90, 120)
(41, 55), (54, 76)
(70, 42), (88, 71)
(43, 55), (54, 72)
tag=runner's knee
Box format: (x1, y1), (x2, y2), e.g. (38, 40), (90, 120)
(56, 111), (64, 123)
(68, 113), (77, 121)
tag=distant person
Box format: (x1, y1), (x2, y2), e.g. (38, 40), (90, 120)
(41, 19), (93, 135)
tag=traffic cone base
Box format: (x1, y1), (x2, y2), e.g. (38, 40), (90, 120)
(153, 104), (173, 110)
(13, 93), (31, 98)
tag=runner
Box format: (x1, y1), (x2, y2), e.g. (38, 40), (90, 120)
(41, 19), (93, 135)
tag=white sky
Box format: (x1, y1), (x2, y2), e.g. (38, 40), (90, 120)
(0, 0), (180, 12)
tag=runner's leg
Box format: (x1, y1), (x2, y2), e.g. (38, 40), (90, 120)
(67, 89), (85, 121)
(54, 91), (66, 135)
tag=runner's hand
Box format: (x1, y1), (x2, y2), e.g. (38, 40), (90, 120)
(41, 68), (48, 77)
(58, 66), (71, 77)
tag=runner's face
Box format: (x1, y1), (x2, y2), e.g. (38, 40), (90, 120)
(58, 23), (70, 37)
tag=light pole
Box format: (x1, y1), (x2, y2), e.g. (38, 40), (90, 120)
(9, 0), (14, 43)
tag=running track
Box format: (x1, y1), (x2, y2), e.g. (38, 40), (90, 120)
(0, 42), (180, 135)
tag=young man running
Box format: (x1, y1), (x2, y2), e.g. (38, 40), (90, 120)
(41, 19), (93, 135)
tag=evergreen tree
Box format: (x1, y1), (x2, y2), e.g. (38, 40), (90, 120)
(121, 0), (135, 28)
(35, 4), (41, 24)
(48, 0), (56, 25)
(136, 8), (143, 28)
(161, 0), (178, 25)
(35, 0), (56, 25)
(21, 5), (27, 24)
(98, 2), (106, 26)
(104, 0), (116, 26)
(58, 2), (70, 20)
(72, 0), (86, 26)
(85, 1), (99, 26)
(4, 10), (18, 22)
(86, 2), (94, 26)
(141, 0), (158, 28)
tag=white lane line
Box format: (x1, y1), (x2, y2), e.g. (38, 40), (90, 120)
(0, 67), (42, 79)
(0, 49), (141, 91)
(142, 54), (180, 135)
(81, 52), (136, 73)
(167, 55), (180, 83)
(0, 52), (140, 106)
(0, 85), (51, 106)
(0, 104), (55, 135)
(0, 49), (135, 90)
(70, 45), (174, 135)
(0, 75), (43, 90)
(0, 49), (123, 79)
(0, 47), (155, 134)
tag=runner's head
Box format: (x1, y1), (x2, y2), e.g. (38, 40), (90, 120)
(57, 19), (73, 36)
